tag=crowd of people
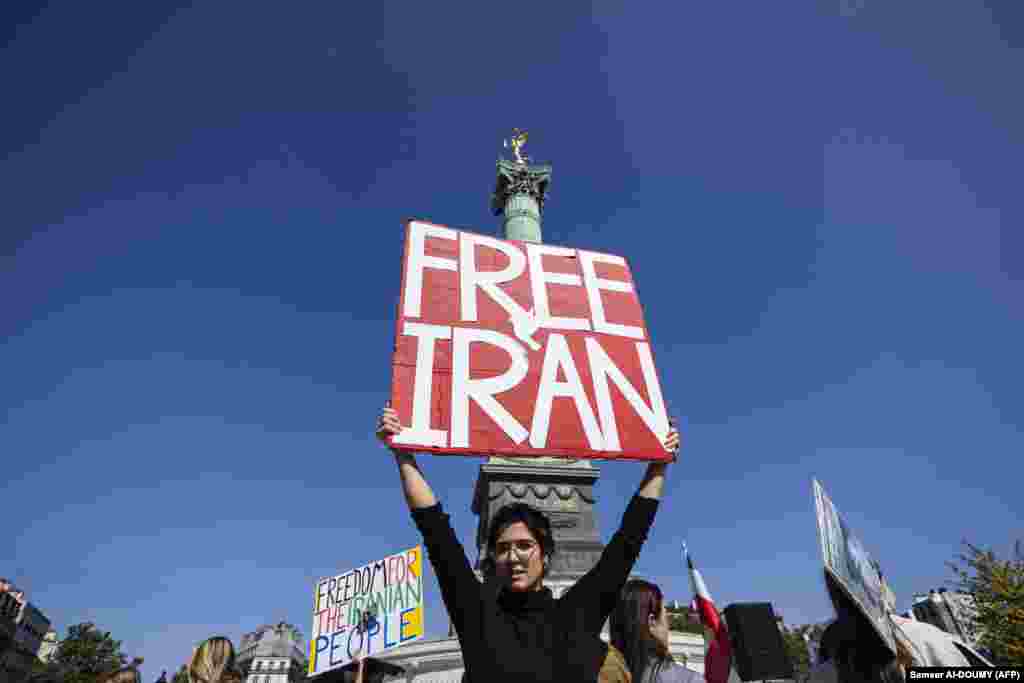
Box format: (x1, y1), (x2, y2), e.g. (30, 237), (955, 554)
(84, 403), (990, 683)
(805, 579), (992, 683)
(95, 638), (245, 683)
(374, 405), (994, 683)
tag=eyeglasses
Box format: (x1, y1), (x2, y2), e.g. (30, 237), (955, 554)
(494, 540), (539, 561)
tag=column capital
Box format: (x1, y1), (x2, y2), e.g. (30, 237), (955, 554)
(491, 159), (552, 217)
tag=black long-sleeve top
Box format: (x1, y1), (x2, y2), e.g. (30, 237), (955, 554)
(411, 495), (659, 683)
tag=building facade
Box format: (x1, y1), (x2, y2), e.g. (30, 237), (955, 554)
(0, 596), (52, 683)
(0, 579), (52, 683)
(0, 591), (21, 680)
(237, 622), (308, 683)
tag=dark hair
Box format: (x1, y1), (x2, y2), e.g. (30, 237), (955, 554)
(483, 503), (555, 577)
(610, 580), (672, 683)
(823, 575), (903, 683)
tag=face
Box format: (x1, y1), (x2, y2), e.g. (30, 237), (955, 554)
(493, 522), (545, 592)
(649, 602), (670, 649)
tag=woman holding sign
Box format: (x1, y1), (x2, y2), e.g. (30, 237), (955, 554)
(376, 405), (679, 683)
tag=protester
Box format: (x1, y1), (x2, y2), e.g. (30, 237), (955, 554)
(889, 614), (992, 668)
(319, 657), (405, 683)
(188, 637), (241, 683)
(809, 578), (905, 683)
(610, 580), (701, 683)
(598, 643), (634, 683)
(375, 405), (680, 683)
(810, 609), (994, 683)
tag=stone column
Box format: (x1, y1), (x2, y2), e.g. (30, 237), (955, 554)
(470, 147), (604, 583)
(486, 155), (590, 470)
(490, 159), (551, 244)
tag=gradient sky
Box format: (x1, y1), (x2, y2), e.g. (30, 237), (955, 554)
(3, 1), (1022, 679)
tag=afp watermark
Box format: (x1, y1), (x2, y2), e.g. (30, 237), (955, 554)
(907, 668), (1023, 681)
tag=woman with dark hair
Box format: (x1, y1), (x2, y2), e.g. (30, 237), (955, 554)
(376, 405), (680, 683)
(812, 618), (908, 683)
(476, 501), (555, 591)
(808, 577), (905, 683)
(610, 580), (701, 683)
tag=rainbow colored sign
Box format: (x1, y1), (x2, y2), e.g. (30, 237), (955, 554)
(309, 546), (424, 676)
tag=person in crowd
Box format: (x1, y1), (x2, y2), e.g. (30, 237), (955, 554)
(811, 618), (900, 682)
(188, 637), (241, 683)
(889, 613), (991, 668)
(610, 580), (702, 683)
(808, 579), (906, 683)
(375, 405), (680, 683)
(598, 642), (634, 683)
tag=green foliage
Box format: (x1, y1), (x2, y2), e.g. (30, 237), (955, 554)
(780, 626), (809, 682)
(30, 622), (130, 683)
(775, 619), (827, 683)
(949, 539), (1024, 666)
(668, 613), (704, 635)
(171, 666), (190, 683)
(665, 602), (704, 635)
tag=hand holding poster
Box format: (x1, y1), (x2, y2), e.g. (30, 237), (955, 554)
(389, 220), (672, 462)
(309, 546), (424, 677)
(812, 479), (896, 653)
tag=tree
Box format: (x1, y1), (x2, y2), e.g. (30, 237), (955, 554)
(779, 625), (810, 682)
(772, 619), (828, 683)
(665, 602), (704, 636)
(949, 539), (1024, 666)
(31, 622), (130, 683)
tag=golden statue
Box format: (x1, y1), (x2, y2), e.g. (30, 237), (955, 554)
(505, 128), (529, 164)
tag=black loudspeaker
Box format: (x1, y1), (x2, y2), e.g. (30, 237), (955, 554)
(722, 602), (794, 682)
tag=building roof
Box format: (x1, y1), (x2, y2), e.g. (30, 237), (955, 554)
(238, 622), (306, 662)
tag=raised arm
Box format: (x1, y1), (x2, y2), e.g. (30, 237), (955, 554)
(635, 424), (678, 500)
(560, 426), (680, 634)
(377, 406), (437, 509)
(374, 405), (482, 640)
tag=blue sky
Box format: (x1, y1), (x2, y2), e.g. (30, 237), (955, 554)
(3, 1), (1022, 678)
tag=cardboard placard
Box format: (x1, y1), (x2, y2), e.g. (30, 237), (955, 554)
(813, 479), (896, 653)
(389, 220), (672, 462)
(309, 546), (424, 676)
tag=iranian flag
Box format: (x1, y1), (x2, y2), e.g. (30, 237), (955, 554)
(685, 545), (733, 683)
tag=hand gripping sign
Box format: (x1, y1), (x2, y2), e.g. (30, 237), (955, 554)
(388, 220), (672, 462)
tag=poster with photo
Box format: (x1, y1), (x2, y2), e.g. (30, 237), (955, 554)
(813, 479), (895, 653)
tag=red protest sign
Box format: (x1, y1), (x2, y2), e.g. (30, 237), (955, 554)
(388, 220), (671, 462)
